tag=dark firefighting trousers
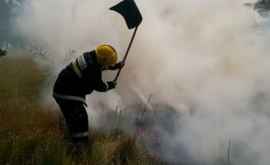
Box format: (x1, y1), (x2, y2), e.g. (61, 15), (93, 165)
(54, 97), (89, 144)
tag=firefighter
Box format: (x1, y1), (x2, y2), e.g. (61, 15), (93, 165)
(53, 44), (124, 151)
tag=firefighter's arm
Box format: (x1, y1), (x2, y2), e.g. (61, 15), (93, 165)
(94, 70), (117, 92)
(94, 80), (116, 92)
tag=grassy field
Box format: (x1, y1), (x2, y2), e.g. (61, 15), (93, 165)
(0, 52), (162, 165)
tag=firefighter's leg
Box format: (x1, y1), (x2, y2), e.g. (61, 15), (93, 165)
(54, 98), (89, 146)
(68, 102), (89, 145)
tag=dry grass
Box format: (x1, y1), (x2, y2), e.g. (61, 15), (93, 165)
(0, 53), (161, 165)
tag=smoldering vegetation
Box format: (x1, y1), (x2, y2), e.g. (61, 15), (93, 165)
(93, 93), (270, 165)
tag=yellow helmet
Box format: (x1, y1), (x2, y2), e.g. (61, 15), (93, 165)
(95, 44), (118, 66)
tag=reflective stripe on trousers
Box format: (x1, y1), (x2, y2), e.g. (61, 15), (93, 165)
(72, 131), (89, 138)
(53, 93), (86, 105)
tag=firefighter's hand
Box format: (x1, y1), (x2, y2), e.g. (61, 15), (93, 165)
(107, 81), (117, 89)
(114, 61), (125, 69)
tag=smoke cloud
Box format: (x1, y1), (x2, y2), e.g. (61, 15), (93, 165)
(11, 0), (270, 164)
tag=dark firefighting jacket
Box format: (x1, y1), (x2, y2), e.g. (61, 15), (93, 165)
(53, 50), (110, 104)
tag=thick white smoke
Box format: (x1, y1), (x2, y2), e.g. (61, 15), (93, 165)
(13, 0), (270, 164)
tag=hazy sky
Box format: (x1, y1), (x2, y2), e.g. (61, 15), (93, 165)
(0, 0), (23, 47)
(0, 1), (12, 43)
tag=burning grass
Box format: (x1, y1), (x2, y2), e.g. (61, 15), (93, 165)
(0, 52), (162, 165)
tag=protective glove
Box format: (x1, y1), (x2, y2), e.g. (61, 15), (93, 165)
(114, 61), (125, 69)
(107, 81), (117, 90)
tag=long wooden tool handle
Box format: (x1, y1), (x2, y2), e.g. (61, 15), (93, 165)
(113, 26), (139, 82)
